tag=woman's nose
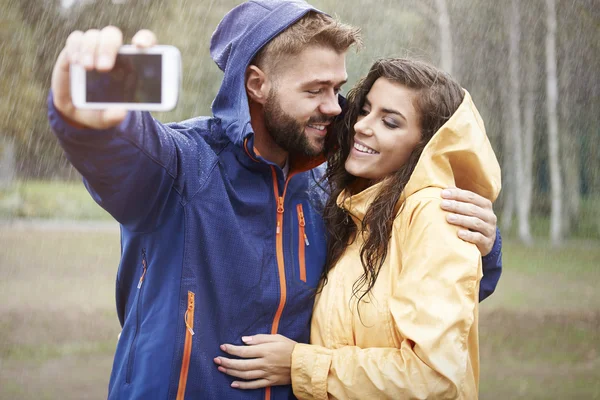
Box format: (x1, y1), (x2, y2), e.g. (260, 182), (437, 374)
(354, 117), (374, 136)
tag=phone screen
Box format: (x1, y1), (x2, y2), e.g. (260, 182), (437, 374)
(86, 54), (162, 104)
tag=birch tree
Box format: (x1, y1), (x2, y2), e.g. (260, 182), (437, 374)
(434, 0), (454, 76)
(545, 0), (563, 244)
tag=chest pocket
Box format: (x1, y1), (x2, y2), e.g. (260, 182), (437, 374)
(292, 202), (326, 289)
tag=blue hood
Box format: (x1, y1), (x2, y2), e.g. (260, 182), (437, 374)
(210, 0), (324, 147)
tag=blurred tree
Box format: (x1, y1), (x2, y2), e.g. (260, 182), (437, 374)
(506, 0), (533, 244)
(545, 0), (563, 244)
(433, 0), (454, 76)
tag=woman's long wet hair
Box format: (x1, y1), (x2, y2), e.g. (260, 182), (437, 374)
(321, 58), (465, 306)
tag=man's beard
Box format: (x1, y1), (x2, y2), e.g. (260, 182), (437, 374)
(263, 90), (330, 158)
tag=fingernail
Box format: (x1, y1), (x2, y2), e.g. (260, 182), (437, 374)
(441, 189), (452, 197)
(218, 366), (226, 373)
(242, 336), (252, 343)
(220, 344), (227, 351)
(447, 214), (457, 222)
(231, 382), (240, 388)
(441, 200), (451, 208)
(213, 357), (221, 365)
(97, 55), (111, 69)
(458, 230), (468, 238)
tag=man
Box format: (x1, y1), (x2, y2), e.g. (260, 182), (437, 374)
(48, 1), (502, 398)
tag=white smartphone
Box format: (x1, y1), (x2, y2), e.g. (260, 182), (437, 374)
(70, 45), (181, 111)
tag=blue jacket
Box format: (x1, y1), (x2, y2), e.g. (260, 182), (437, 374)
(48, 1), (502, 399)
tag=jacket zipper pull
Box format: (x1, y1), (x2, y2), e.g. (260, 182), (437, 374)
(277, 197), (284, 214)
(185, 295), (195, 336)
(137, 249), (147, 289)
(298, 207), (310, 246)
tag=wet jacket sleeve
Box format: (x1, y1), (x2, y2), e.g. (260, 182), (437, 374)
(480, 227), (502, 301)
(291, 198), (480, 400)
(48, 92), (185, 232)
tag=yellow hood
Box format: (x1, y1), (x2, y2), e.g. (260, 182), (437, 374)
(403, 89), (501, 202)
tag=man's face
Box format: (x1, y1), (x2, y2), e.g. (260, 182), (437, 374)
(264, 45), (347, 157)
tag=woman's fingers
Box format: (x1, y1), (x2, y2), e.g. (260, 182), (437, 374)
(231, 379), (272, 390)
(220, 343), (263, 358)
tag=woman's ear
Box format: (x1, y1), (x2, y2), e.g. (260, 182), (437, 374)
(246, 65), (270, 105)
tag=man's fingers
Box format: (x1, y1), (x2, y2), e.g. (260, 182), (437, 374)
(447, 214), (494, 237)
(441, 188), (492, 210)
(231, 379), (271, 390)
(440, 199), (484, 220)
(79, 29), (101, 70)
(132, 29), (157, 48)
(458, 229), (492, 253)
(96, 26), (123, 71)
(220, 343), (263, 359)
(65, 30), (84, 65)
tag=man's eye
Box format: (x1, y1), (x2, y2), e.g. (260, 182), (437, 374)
(334, 87), (342, 95)
(307, 90), (321, 95)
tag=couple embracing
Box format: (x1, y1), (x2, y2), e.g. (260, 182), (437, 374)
(49, 0), (501, 399)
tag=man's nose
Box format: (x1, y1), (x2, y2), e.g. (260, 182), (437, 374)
(319, 92), (342, 117)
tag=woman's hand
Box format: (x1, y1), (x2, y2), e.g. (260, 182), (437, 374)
(214, 334), (297, 389)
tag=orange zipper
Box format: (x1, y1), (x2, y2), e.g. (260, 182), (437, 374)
(265, 167), (299, 400)
(296, 204), (308, 283)
(176, 291), (195, 400)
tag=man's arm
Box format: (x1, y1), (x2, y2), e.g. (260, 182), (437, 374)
(49, 28), (184, 231)
(440, 187), (503, 301)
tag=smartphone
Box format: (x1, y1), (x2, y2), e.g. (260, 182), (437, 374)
(70, 45), (181, 111)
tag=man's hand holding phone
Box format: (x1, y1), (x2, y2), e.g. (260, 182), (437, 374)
(51, 27), (180, 130)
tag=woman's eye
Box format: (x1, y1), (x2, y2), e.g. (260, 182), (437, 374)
(383, 118), (399, 129)
(359, 108), (370, 116)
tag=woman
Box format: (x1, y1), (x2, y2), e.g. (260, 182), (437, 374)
(214, 58), (501, 399)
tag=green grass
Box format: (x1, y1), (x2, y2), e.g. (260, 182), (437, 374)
(0, 226), (599, 399)
(0, 180), (111, 220)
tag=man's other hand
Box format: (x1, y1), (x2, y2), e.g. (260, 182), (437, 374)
(440, 187), (497, 256)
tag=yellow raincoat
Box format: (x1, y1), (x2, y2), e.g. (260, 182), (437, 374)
(291, 91), (501, 400)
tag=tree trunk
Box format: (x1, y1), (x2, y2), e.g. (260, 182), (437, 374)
(507, 0), (532, 244)
(558, 11), (581, 236)
(545, 0), (563, 244)
(500, 74), (515, 233)
(522, 46), (535, 243)
(434, 0), (454, 76)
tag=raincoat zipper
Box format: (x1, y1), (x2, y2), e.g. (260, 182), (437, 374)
(176, 291), (195, 400)
(296, 204), (309, 282)
(265, 166), (298, 400)
(126, 248), (148, 384)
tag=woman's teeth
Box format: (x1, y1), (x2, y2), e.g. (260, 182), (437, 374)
(354, 142), (378, 154)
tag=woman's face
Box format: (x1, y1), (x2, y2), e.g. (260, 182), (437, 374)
(344, 77), (422, 183)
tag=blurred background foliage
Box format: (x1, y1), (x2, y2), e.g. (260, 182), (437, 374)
(0, 2), (599, 399)
(1, 0), (598, 242)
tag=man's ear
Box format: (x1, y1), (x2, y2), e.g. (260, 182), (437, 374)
(246, 65), (271, 105)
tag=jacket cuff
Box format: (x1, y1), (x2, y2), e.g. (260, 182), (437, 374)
(47, 90), (134, 140)
(291, 343), (332, 400)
